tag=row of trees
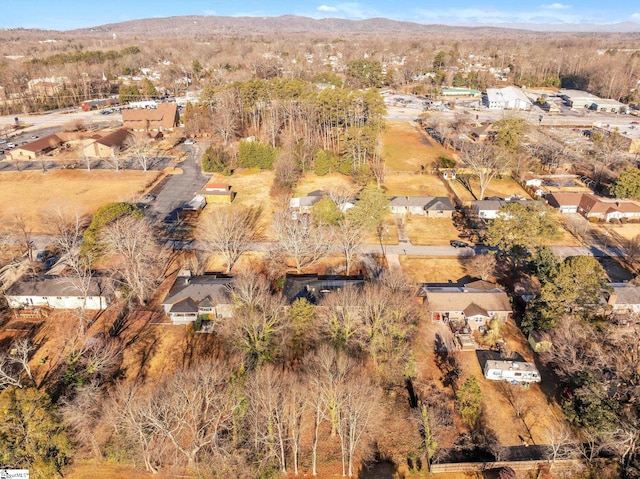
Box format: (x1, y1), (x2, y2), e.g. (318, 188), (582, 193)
(199, 184), (388, 275)
(186, 78), (386, 179)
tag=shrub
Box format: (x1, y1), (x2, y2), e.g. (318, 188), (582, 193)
(201, 146), (232, 174)
(621, 217), (629, 224)
(238, 140), (277, 169)
(82, 202), (142, 256)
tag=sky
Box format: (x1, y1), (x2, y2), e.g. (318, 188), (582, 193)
(1, 0), (639, 30)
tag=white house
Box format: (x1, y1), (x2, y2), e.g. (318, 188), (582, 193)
(485, 86), (532, 111)
(5, 276), (111, 310)
(472, 197), (540, 220)
(484, 360), (541, 383)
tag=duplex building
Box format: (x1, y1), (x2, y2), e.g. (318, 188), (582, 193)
(546, 192), (640, 222)
(5, 276), (111, 310)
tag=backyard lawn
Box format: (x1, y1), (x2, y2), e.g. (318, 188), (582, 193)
(383, 121), (457, 172)
(383, 173), (451, 197)
(405, 217), (461, 245)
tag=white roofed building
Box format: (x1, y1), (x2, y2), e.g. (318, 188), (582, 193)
(485, 86), (532, 111)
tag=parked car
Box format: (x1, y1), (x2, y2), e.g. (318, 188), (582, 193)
(143, 194), (156, 201)
(184, 139), (196, 145)
(30, 135), (39, 139)
(450, 240), (470, 248)
(6, 143), (16, 149)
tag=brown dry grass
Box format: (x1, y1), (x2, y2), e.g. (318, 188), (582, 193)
(405, 217), (461, 245)
(383, 121), (455, 171)
(203, 170), (277, 238)
(383, 173), (451, 197)
(400, 256), (470, 283)
(596, 222), (640, 241)
(294, 172), (357, 196)
(0, 170), (160, 234)
(363, 214), (400, 245)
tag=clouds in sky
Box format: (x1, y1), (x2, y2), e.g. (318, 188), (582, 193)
(315, 2), (378, 19)
(541, 3), (571, 10)
(312, 2), (639, 24)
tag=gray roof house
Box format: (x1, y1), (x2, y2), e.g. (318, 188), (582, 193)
(607, 283), (640, 315)
(283, 273), (365, 304)
(5, 276), (111, 310)
(161, 272), (234, 325)
(389, 196), (455, 218)
(289, 190), (326, 213)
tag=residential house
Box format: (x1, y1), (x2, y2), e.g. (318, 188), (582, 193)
(199, 183), (234, 203)
(5, 276), (111, 310)
(419, 281), (513, 329)
(606, 283), (640, 314)
(122, 103), (179, 131)
(484, 360), (541, 383)
(7, 134), (64, 160)
(161, 272), (234, 325)
(283, 274), (365, 304)
(289, 190), (325, 213)
(82, 128), (132, 158)
(470, 123), (493, 141)
(389, 196), (455, 218)
(421, 280), (512, 330)
(547, 192), (640, 222)
(485, 86), (532, 111)
(472, 196), (539, 220)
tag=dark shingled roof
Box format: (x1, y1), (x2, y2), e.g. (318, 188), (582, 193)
(283, 274), (365, 304)
(5, 276), (110, 298)
(162, 274), (233, 308)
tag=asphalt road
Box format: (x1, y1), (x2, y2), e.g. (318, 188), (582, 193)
(145, 143), (208, 225)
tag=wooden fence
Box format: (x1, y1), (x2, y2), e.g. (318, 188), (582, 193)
(429, 458), (581, 474)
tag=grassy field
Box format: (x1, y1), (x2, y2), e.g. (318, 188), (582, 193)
(382, 121), (457, 172)
(294, 173), (357, 197)
(0, 170), (160, 234)
(383, 173), (451, 197)
(405, 217), (461, 245)
(400, 256), (470, 283)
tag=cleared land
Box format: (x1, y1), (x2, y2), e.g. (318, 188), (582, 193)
(294, 172), (357, 197)
(382, 121), (456, 172)
(0, 170), (160, 234)
(400, 256), (470, 283)
(405, 217), (461, 246)
(383, 173), (451, 197)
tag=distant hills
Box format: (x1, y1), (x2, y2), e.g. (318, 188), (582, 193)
(64, 15), (640, 36)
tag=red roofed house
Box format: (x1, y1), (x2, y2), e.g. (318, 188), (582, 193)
(200, 182), (235, 203)
(122, 103), (179, 132)
(82, 128), (133, 158)
(7, 134), (65, 160)
(547, 192), (640, 222)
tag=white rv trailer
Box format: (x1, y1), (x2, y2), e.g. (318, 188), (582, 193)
(483, 360), (541, 383)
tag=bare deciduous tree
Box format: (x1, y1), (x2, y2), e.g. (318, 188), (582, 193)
(331, 218), (366, 276)
(459, 143), (510, 200)
(101, 216), (166, 305)
(467, 253), (497, 281)
(272, 211), (332, 274)
(200, 206), (262, 273)
(127, 134), (154, 172)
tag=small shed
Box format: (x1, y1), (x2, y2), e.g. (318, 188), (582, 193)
(200, 183), (234, 203)
(528, 331), (552, 353)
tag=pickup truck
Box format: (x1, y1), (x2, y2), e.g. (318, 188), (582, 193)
(450, 240), (470, 248)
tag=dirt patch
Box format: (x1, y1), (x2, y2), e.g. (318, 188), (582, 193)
(383, 121), (455, 172)
(0, 170), (160, 234)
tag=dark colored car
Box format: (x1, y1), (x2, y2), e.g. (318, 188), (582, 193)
(450, 240), (470, 248)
